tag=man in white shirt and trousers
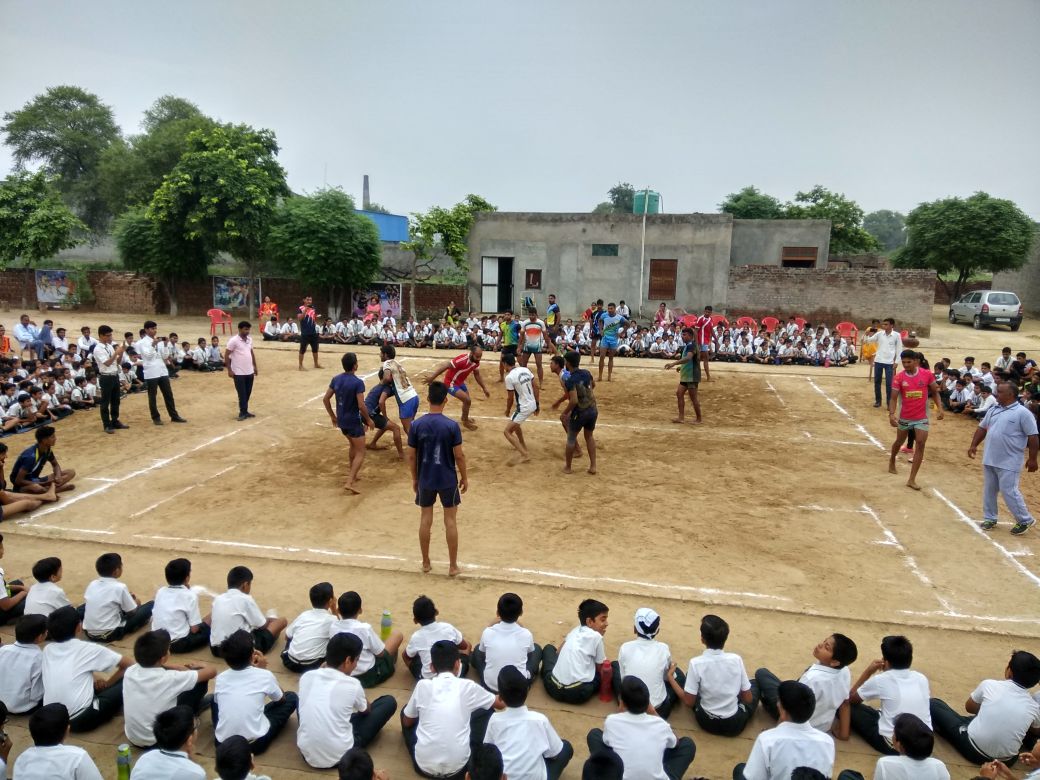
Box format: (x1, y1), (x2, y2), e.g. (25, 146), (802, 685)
(865, 318), (903, 409)
(135, 320), (187, 426)
(94, 325), (128, 434)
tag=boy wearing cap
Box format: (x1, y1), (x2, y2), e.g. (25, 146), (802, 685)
(615, 607), (680, 720)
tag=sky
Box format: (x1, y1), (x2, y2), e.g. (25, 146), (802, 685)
(1, 0), (1038, 219)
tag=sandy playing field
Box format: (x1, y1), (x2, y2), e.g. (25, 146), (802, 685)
(1, 305), (1038, 778)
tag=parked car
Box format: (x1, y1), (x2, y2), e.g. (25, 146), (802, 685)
(948, 290), (1023, 331)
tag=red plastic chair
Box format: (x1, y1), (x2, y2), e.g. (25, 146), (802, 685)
(710, 314), (730, 329)
(834, 321), (858, 346)
(208, 308), (233, 335)
(794, 317), (807, 332)
(760, 316), (780, 334)
(735, 316), (758, 334)
(900, 329), (909, 339)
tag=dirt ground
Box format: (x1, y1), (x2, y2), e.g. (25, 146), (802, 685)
(1, 305), (1038, 779)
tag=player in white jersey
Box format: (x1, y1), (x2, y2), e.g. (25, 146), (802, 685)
(379, 344), (419, 432)
(502, 352), (540, 463)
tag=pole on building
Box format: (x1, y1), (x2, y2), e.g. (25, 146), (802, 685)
(638, 187), (649, 321)
(363, 174), (370, 209)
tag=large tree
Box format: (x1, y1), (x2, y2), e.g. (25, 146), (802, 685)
(0, 171), (85, 305)
(893, 192), (1036, 301)
(1, 85), (121, 233)
(267, 189), (381, 320)
(784, 185), (880, 255)
(718, 185), (784, 219)
(863, 209), (907, 252)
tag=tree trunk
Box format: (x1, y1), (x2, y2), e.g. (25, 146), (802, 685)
(168, 276), (179, 317)
(952, 268), (971, 302)
(328, 285), (344, 322)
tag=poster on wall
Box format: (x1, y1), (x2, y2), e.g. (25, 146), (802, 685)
(352, 282), (402, 321)
(212, 276), (257, 309)
(35, 270), (75, 304)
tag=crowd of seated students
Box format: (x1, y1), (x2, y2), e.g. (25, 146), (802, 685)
(935, 348), (1039, 423)
(3, 537), (1040, 780)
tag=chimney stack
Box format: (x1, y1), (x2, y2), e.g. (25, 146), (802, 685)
(363, 175), (370, 209)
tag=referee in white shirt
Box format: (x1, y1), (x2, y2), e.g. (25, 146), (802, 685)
(135, 321), (187, 426)
(94, 326), (128, 434)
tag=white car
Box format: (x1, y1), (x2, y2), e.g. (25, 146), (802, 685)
(948, 290), (1023, 331)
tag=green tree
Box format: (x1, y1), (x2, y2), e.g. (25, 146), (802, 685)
(149, 123), (289, 318)
(608, 182), (636, 214)
(0, 171), (85, 305)
(893, 192), (1036, 301)
(1, 85), (121, 233)
(784, 185), (880, 255)
(718, 185), (784, 219)
(592, 201), (614, 214)
(363, 201), (390, 214)
(863, 209), (907, 252)
(267, 189), (381, 320)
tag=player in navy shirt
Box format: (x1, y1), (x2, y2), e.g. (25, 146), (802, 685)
(297, 295), (323, 371)
(364, 370), (404, 459)
(407, 381), (468, 577)
(323, 353), (374, 494)
(9, 425), (75, 495)
(561, 351), (597, 476)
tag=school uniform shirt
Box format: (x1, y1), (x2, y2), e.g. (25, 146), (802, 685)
(973, 394), (997, 416)
(134, 335), (168, 380)
(873, 754), (950, 780)
(799, 663), (851, 732)
(83, 576), (138, 633)
(123, 664), (200, 747)
(0, 641), (44, 712)
(210, 588), (267, 647)
(602, 710), (677, 780)
(263, 321), (280, 338)
(855, 668), (931, 738)
(329, 617), (386, 676)
(966, 678), (1040, 760)
(866, 331), (903, 365)
(13, 744), (104, 780)
(684, 648), (752, 718)
(285, 608), (336, 663)
(484, 705), (566, 780)
(407, 621), (464, 679)
(550, 625), (606, 685)
(297, 666), (369, 768)
(42, 638), (123, 717)
(477, 621), (537, 691)
(129, 748), (206, 779)
(402, 671), (496, 776)
(617, 638), (672, 710)
(742, 720), (835, 780)
(152, 584), (203, 642)
(214, 666), (285, 742)
(24, 580), (71, 616)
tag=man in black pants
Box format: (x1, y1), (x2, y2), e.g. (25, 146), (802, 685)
(297, 296), (323, 371)
(94, 325), (129, 434)
(135, 320), (187, 426)
(225, 321), (258, 420)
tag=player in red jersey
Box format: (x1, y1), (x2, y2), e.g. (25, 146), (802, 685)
(889, 350), (943, 490)
(425, 344), (491, 431)
(692, 305), (714, 382)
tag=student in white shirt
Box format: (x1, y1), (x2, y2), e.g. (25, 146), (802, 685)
(929, 650), (1040, 764)
(262, 317), (281, 341)
(472, 592), (540, 692)
(587, 676), (696, 780)
(152, 557), (211, 653)
(12, 703), (104, 780)
(541, 598), (608, 704)
(213, 629), (299, 754)
(280, 319), (300, 340)
(836, 713), (950, 780)
(129, 704), (206, 779)
(331, 590), (403, 688)
(43, 605), (132, 732)
(849, 635), (932, 755)
(216, 735), (277, 780)
(281, 581), (337, 673)
(83, 552), (153, 642)
(0, 613), (47, 713)
(615, 607), (677, 720)
(736, 680), (835, 780)
(757, 632), (857, 739)
(124, 629), (217, 748)
(484, 665), (573, 780)
(671, 613), (756, 734)
(24, 555), (79, 618)
(404, 595), (472, 680)
(402, 640), (498, 779)
(210, 565), (287, 656)
(297, 632), (398, 769)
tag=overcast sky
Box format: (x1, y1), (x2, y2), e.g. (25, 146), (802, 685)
(1, 0), (1038, 219)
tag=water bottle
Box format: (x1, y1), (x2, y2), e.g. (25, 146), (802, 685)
(116, 744), (131, 780)
(380, 609), (392, 641)
(598, 660), (614, 702)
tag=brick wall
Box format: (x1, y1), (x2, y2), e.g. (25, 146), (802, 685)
(726, 266), (936, 335)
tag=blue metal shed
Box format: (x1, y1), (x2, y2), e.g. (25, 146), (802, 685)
(356, 210), (409, 243)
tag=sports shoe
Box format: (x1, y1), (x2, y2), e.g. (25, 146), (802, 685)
(237, 414), (248, 421)
(900, 446), (913, 454)
(979, 519), (998, 530)
(171, 416), (188, 423)
(1010, 521), (1035, 536)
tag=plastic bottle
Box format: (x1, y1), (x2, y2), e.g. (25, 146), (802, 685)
(116, 744), (131, 780)
(380, 610), (392, 641)
(598, 660), (614, 702)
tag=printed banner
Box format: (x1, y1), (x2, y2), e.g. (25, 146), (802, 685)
(352, 282), (402, 321)
(35, 270), (75, 304)
(212, 276), (258, 309)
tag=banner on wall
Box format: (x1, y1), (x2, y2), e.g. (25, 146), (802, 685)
(35, 270), (75, 304)
(212, 276), (257, 309)
(352, 282), (402, 321)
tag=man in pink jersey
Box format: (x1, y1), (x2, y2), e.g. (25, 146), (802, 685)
(424, 344), (491, 431)
(693, 305), (714, 382)
(888, 349), (943, 490)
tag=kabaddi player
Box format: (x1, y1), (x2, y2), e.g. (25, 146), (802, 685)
(561, 351), (597, 475)
(380, 344), (419, 433)
(323, 353), (375, 494)
(596, 302), (629, 382)
(550, 355), (582, 457)
(498, 310), (521, 383)
(518, 308), (551, 385)
(693, 305), (714, 381)
(425, 344), (491, 431)
(888, 350), (943, 490)
(664, 326), (702, 424)
(502, 352), (540, 463)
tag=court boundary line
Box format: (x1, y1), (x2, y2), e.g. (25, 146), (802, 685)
(127, 464), (239, 519)
(861, 504), (953, 612)
(805, 377), (885, 450)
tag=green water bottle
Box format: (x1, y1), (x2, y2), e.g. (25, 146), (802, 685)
(380, 609), (392, 641)
(116, 743), (131, 780)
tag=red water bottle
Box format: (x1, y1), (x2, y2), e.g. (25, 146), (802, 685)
(598, 660), (614, 702)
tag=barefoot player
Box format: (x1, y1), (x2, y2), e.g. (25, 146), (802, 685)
(425, 344), (490, 431)
(597, 302), (629, 382)
(888, 350), (943, 490)
(323, 353), (375, 494)
(550, 355), (581, 457)
(664, 327), (702, 424)
(561, 351), (597, 475)
(518, 308), (551, 386)
(502, 352), (539, 463)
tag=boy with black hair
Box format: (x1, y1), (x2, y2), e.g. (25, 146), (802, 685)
(282, 581), (337, 673)
(83, 551), (153, 642)
(338, 747), (390, 780)
(0, 531), (31, 623)
(210, 565), (287, 656)
(364, 370), (405, 459)
(12, 703), (104, 779)
(212, 629), (299, 755)
(128, 704), (205, 779)
(152, 557), (211, 653)
(42, 604), (132, 732)
(837, 713), (950, 780)
(484, 665), (573, 780)
(10, 424), (76, 494)
(671, 613), (757, 735)
(473, 592), (541, 692)
(405, 594), (471, 680)
(402, 639), (498, 780)
(849, 634), (932, 755)
(468, 744), (506, 780)
(541, 598), (608, 704)
(331, 590), (404, 688)
(756, 632), (858, 739)
(216, 735), (273, 780)
(582, 750), (624, 780)
(24, 555), (79, 618)
(297, 632), (398, 768)
(929, 650), (1040, 765)
(561, 351), (597, 475)
(123, 629), (217, 748)
(588, 676), (696, 780)
(0, 613), (46, 713)
(617, 607), (680, 720)
(735, 680), (835, 780)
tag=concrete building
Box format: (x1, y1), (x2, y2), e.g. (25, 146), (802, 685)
(467, 212), (830, 317)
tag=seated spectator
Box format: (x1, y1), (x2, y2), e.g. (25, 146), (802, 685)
(24, 556), (78, 618)
(0, 444), (53, 518)
(216, 735), (274, 780)
(281, 581), (337, 673)
(849, 635), (931, 755)
(0, 613), (47, 714)
(10, 425), (76, 495)
(12, 703), (105, 779)
(128, 705), (206, 779)
(83, 552), (154, 643)
(210, 565), (287, 657)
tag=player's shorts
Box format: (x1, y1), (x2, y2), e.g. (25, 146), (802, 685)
(398, 396), (419, 420)
(680, 380), (699, 389)
(502, 344), (518, 358)
(568, 407), (598, 441)
(447, 383), (468, 397)
(700, 342), (711, 352)
(898, 418), (929, 432)
(369, 412), (388, 430)
(601, 337), (619, 351)
(299, 333), (319, 354)
(523, 344), (541, 354)
(340, 419), (365, 439)
(511, 405), (536, 424)
(416, 486), (462, 508)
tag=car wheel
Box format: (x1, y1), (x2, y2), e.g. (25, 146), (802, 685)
(1011, 321), (1021, 332)
(973, 315), (983, 330)
(948, 309), (957, 323)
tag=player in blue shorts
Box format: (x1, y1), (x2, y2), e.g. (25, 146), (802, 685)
(364, 370), (405, 460)
(597, 302), (629, 383)
(380, 344), (420, 433)
(550, 355), (582, 458)
(322, 353), (375, 494)
(561, 351), (597, 476)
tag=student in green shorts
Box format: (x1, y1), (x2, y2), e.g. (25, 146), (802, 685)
(664, 327), (702, 425)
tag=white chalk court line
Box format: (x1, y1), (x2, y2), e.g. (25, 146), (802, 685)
(798, 505), (871, 514)
(128, 464), (239, 519)
(765, 380), (786, 407)
(806, 377), (885, 450)
(901, 609), (1040, 625)
(861, 504), (953, 612)
(85, 477), (118, 483)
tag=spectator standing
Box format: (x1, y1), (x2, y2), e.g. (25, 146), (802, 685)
(865, 318), (903, 408)
(226, 322), (258, 421)
(135, 320), (186, 425)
